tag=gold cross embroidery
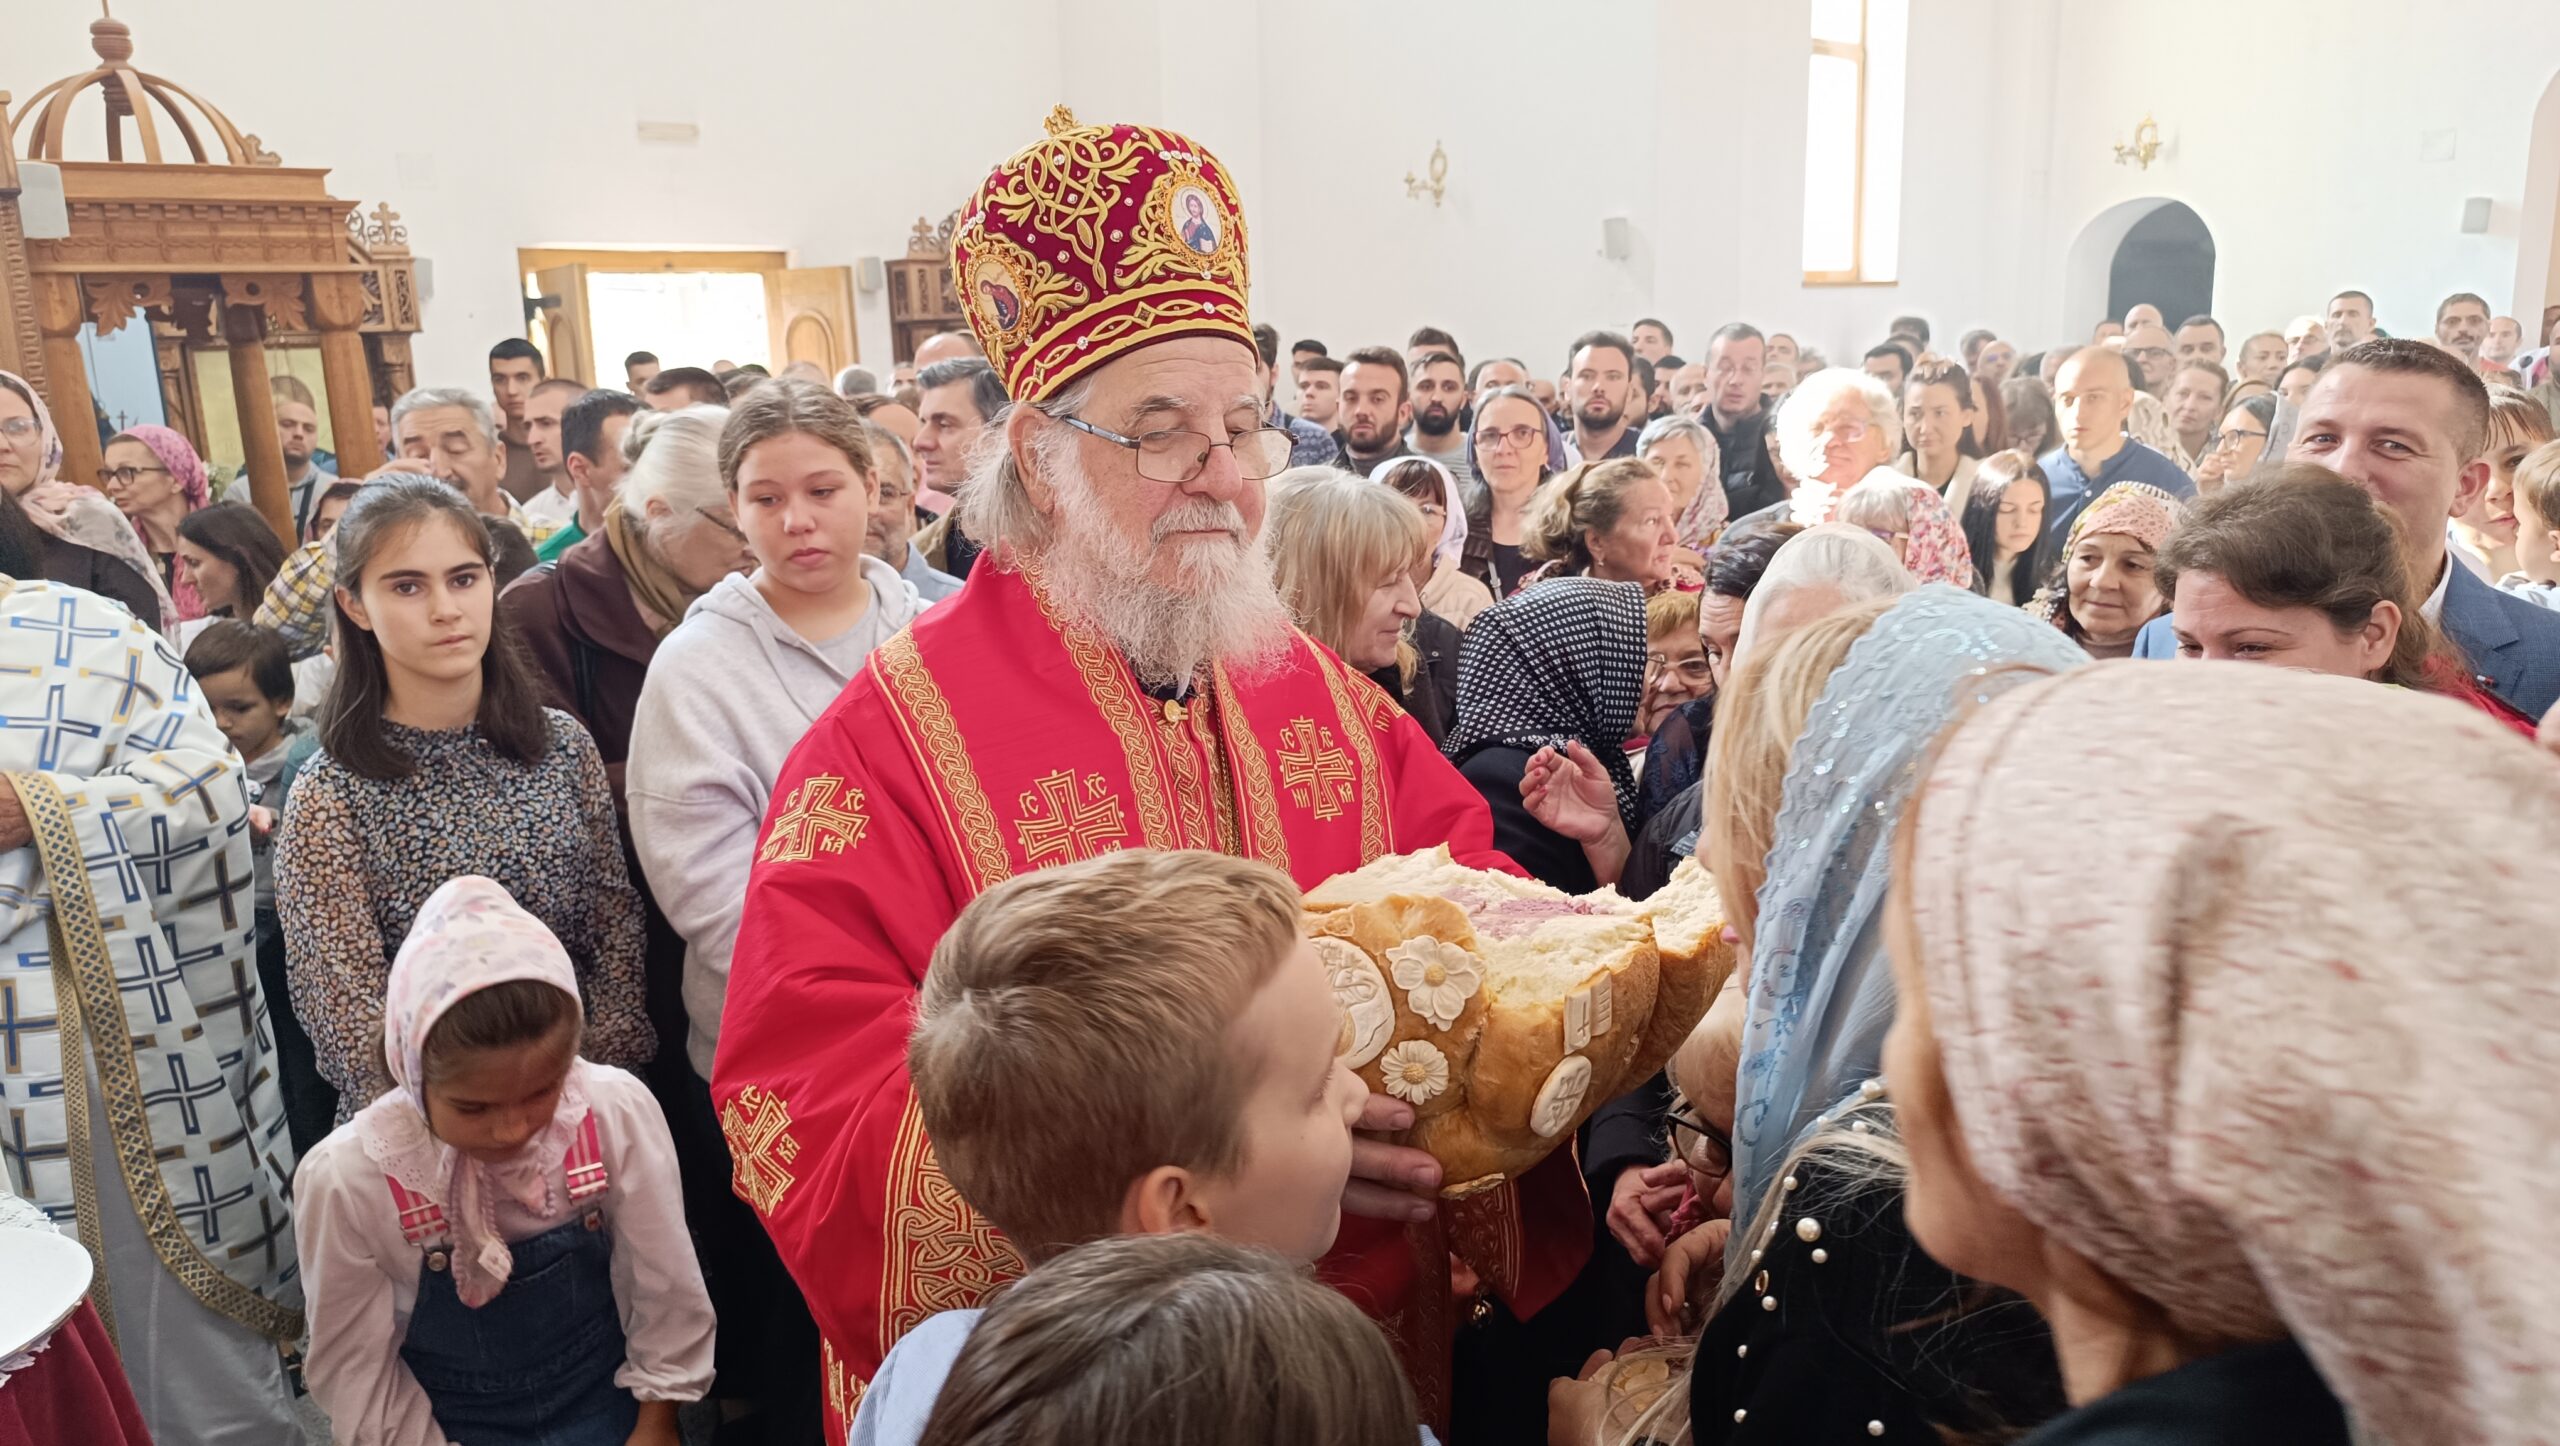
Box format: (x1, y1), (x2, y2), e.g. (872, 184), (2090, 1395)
(719, 1084), (802, 1217)
(1014, 770), (1128, 866)
(1275, 717), (1356, 822)
(759, 774), (869, 865)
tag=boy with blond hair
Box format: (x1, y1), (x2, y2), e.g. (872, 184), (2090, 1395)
(849, 849), (1376, 1445)
(2502, 439), (2560, 611)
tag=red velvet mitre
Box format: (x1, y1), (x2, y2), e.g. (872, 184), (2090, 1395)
(950, 105), (1255, 404)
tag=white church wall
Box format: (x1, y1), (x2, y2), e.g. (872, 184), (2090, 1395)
(13, 0), (2559, 397)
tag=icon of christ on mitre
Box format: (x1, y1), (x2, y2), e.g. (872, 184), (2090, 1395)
(711, 105), (1735, 1435)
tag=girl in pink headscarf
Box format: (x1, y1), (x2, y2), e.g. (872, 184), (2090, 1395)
(100, 423), (211, 621)
(295, 876), (711, 1446)
(1837, 474), (1976, 589)
(1886, 662), (2560, 1446)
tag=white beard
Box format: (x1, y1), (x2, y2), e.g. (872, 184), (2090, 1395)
(1037, 448), (1295, 690)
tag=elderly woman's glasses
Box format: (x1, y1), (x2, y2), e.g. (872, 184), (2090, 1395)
(1478, 424), (1544, 452)
(1815, 419), (1871, 443)
(1667, 1108), (1730, 1175)
(1052, 415), (1293, 484)
(94, 464), (168, 488)
(0, 417), (39, 440)
(1645, 653), (1714, 685)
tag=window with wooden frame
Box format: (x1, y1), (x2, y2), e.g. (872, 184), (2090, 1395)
(1802, 0), (1907, 286)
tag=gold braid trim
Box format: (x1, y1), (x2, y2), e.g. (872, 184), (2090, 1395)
(14, 771), (305, 1345)
(873, 636), (1011, 892)
(1209, 670), (1291, 870)
(1316, 654), (1393, 862)
(51, 912), (113, 1342)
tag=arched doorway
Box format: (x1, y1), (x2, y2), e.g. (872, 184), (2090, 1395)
(2061, 197), (2218, 338)
(2108, 203), (2215, 327)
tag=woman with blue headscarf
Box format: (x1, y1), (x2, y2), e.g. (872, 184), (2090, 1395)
(1554, 586), (2081, 1446)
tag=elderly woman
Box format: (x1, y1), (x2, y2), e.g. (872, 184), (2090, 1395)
(2031, 481), (2179, 659)
(1551, 588), (2083, 1446)
(2154, 466), (2535, 732)
(1517, 457), (1680, 594)
(1886, 663), (2560, 1443)
(0, 369), (170, 627)
(1838, 474), (1976, 589)
(1769, 367), (1902, 529)
(1636, 413), (1727, 567)
(503, 405), (756, 788)
(99, 423), (214, 620)
(1464, 384), (1571, 596)
(1521, 523), (1909, 891)
(1446, 576), (1647, 893)
(1371, 456), (1496, 627)
(1267, 468), (1461, 744)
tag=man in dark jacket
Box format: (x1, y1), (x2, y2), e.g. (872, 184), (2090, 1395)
(1700, 323), (1788, 518)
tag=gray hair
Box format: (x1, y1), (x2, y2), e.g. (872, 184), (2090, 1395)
(1637, 413), (1714, 460)
(836, 365), (880, 398)
(389, 386), (499, 449)
(1835, 472), (1918, 533)
(918, 358), (1010, 426)
(1734, 523), (1913, 656)
(1772, 368), (1900, 480)
(953, 376), (1083, 552)
(618, 404), (731, 527)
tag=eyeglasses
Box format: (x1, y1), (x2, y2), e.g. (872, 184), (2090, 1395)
(94, 464), (168, 488)
(2214, 427), (2268, 451)
(0, 417), (40, 440)
(1815, 420), (1871, 443)
(694, 505), (748, 544)
(1051, 414), (1294, 484)
(1478, 424), (1544, 452)
(1666, 1107), (1730, 1175)
(2128, 347), (2175, 370)
(1644, 654), (1714, 684)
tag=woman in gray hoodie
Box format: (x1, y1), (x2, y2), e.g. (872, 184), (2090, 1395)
(625, 378), (925, 1444)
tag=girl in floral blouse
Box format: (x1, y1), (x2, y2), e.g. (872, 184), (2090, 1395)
(278, 475), (652, 1121)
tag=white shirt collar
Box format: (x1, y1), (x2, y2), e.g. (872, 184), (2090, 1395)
(2422, 548), (2452, 625)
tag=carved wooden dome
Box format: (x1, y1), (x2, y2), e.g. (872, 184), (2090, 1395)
(11, 17), (279, 167)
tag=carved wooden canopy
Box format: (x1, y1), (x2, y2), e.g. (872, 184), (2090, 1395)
(0, 15), (427, 543)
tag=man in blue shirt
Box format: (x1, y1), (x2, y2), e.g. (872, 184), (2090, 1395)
(2039, 346), (2195, 543)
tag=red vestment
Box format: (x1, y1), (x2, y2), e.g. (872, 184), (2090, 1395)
(712, 560), (1592, 1436)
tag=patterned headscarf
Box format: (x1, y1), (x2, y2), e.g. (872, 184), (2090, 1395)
(1369, 455), (1469, 569)
(0, 370), (178, 632)
(1905, 662), (2560, 1446)
(1727, 586), (2086, 1254)
(113, 424), (210, 620)
(1445, 576), (1649, 832)
(355, 876), (593, 1308)
(1896, 482), (1975, 590)
(2027, 481), (2181, 628)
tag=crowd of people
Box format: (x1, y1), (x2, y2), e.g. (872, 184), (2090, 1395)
(2, 105), (2558, 1446)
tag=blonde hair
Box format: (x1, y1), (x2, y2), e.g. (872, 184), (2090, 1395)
(1645, 586), (1700, 643)
(909, 850), (1303, 1257)
(1522, 457), (1662, 569)
(618, 405), (730, 530)
(918, 1234), (1420, 1446)
(2514, 439), (2560, 534)
(716, 376), (877, 494)
(1265, 468), (1431, 668)
(1702, 599), (1895, 932)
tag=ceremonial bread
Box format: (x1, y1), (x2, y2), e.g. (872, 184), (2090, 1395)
(1304, 848), (1736, 1197)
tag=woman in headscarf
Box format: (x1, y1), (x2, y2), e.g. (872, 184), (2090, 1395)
(1636, 414), (1728, 569)
(1444, 575), (1646, 892)
(1837, 475), (1976, 589)
(1371, 455), (1496, 627)
(0, 369), (174, 629)
(99, 423), (212, 620)
(2030, 481), (2179, 659)
(1463, 384), (1572, 597)
(1553, 587), (2080, 1446)
(1886, 663), (2560, 1444)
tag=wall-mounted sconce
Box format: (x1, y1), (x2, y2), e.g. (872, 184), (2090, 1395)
(1405, 142), (1448, 206)
(2113, 114), (2162, 170)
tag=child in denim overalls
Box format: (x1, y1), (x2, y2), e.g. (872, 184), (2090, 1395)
(298, 876), (713, 1445)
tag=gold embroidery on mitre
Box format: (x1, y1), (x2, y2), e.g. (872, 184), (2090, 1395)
(1118, 159), (1247, 294)
(1275, 717), (1358, 822)
(958, 233), (1087, 356)
(719, 1084), (802, 1217)
(759, 774), (870, 865)
(1013, 770), (1130, 867)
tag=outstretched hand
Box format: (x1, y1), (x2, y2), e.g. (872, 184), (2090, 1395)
(1520, 740), (1622, 847)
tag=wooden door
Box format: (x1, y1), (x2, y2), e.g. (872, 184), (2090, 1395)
(529, 263), (595, 384)
(768, 266), (857, 375)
